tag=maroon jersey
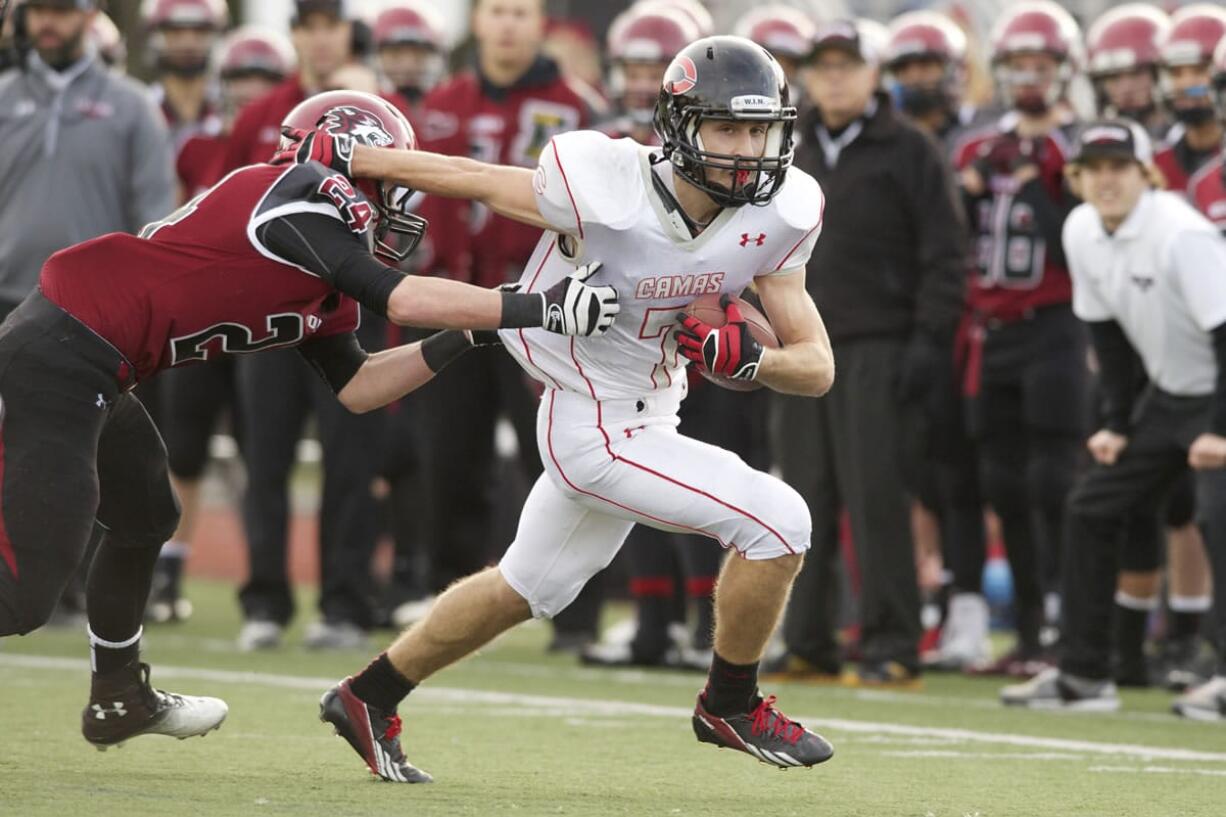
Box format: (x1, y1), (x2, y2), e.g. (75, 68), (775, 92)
(38, 161), (395, 383)
(417, 56), (597, 288)
(1156, 137), (1220, 199)
(221, 76), (415, 173)
(953, 114), (1079, 320)
(176, 131), (230, 199)
(1190, 154), (1226, 234)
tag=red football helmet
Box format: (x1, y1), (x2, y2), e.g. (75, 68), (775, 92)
(89, 12), (127, 70)
(1087, 4), (1169, 77)
(885, 10), (968, 117)
(281, 91), (427, 262)
(886, 10), (968, 66)
(372, 2), (445, 51)
(632, 0), (715, 39)
(733, 5), (818, 63)
(1161, 4), (1226, 68)
(142, 0), (229, 31)
(1160, 5), (1226, 124)
(989, 1), (1083, 114)
(608, 8), (697, 126)
(217, 26), (295, 81)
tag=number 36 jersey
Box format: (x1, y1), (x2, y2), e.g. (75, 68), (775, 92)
(39, 161), (378, 382)
(500, 130), (824, 401)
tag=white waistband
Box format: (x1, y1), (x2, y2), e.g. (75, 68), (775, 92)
(548, 386), (683, 424)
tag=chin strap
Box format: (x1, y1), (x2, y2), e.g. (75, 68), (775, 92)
(648, 154), (718, 238)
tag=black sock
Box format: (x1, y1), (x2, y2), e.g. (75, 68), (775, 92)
(349, 653), (416, 712)
(1170, 610), (1203, 641)
(86, 536), (159, 675)
(703, 651), (759, 716)
(1113, 603), (1149, 672)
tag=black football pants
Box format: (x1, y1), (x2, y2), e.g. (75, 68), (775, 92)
(771, 336), (921, 669)
(0, 292), (178, 639)
(1061, 388), (1226, 680)
(968, 305), (1086, 652)
(235, 311), (386, 628)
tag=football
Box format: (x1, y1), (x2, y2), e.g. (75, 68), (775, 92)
(683, 293), (780, 392)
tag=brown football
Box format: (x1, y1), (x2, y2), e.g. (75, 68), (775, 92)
(683, 293), (780, 392)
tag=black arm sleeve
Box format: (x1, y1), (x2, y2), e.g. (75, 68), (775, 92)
(1210, 322), (1226, 436)
(297, 331), (368, 393)
(255, 212), (404, 317)
(1087, 320), (1138, 434)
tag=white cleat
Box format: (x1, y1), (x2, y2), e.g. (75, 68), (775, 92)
(1172, 676), (1226, 722)
(1000, 667), (1120, 712)
(237, 619), (284, 652)
(83, 662), (228, 748)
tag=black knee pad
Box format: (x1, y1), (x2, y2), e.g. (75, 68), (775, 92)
(979, 453), (1028, 519)
(1118, 512), (1164, 572)
(1165, 471), (1197, 528)
(1026, 434), (1079, 511)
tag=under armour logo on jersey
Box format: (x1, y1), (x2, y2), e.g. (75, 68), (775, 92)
(90, 702), (127, 720)
(1131, 275), (1155, 292)
(740, 233), (767, 247)
(96, 394), (109, 409)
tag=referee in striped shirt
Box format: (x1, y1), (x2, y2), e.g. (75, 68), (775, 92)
(1002, 120), (1226, 719)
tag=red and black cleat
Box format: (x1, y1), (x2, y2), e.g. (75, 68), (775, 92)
(692, 692), (834, 769)
(319, 679), (433, 783)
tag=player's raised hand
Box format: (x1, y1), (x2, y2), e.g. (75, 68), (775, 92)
(272, 127), (356, 178)
(540, 262), (619, 337)
(675, 294), (764, 382)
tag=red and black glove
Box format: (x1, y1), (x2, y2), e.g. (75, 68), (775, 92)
(675, 295), (764, 382)
(272, 127), (356, 177)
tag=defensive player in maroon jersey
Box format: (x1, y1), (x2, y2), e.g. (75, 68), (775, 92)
(0, 90), (619, 750)
(952, 1), (1084, 676)
(1153, 7), (1226, 195)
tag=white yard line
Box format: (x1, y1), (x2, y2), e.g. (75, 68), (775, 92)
(3, 653), (1225, 765)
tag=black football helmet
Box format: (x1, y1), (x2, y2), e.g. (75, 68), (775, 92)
(653, 36), (797, 208)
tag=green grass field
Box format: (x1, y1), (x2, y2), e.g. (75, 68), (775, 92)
(1, 580), (1223, 817)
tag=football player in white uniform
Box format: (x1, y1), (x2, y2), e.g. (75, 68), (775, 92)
(283, 36), (837, 782)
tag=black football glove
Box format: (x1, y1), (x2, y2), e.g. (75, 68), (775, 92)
(539, 262), (619, 337)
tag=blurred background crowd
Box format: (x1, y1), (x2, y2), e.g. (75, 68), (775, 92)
(3, 0), (1226, 706)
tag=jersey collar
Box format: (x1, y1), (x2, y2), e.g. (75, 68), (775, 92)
(640, 150), (738, 249)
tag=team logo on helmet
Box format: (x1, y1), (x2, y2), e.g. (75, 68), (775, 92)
(667, 55), (699, 95)
(319, 105), (395, 148)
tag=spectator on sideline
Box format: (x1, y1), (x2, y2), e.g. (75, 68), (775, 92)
(767, 20), (965, 687)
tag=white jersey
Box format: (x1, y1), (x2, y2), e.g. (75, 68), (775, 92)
(498, 130), (824, 401)
(1064, 190), (1226, 396)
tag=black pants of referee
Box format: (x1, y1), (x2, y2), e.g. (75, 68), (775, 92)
(968, 305), (1086, 653)
(772, 336), (921, 670)
(0, 292), (179, 640)
(236, 311), (386, 629)
(1061, 388), (1226, 680)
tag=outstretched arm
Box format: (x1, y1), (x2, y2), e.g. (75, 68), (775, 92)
(277, 128), (554, 231)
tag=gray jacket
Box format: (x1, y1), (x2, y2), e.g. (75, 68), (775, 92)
(0, 52), (174, 305)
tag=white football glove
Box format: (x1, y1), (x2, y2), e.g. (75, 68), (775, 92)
(540, 262), (619, 337)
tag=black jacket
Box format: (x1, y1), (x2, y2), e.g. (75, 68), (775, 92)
(796, 93), (966, 343)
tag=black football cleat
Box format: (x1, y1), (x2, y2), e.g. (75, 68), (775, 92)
(82, 662), (227, 750)
(692, 692), (834, 768)
(319, 679), (432, 783)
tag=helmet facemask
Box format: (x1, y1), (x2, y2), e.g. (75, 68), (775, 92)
(658, 96), (796, 208)
(368, 180), (427, 262)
